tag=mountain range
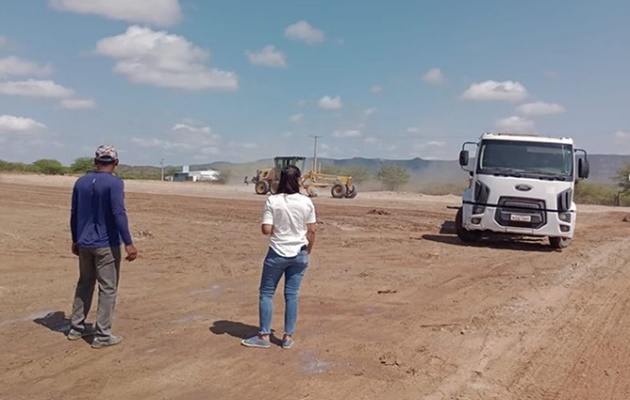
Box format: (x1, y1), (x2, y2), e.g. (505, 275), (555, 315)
(188, 154), (630, 185)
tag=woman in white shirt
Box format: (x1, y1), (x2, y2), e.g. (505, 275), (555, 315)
(241, 165), (317, 349)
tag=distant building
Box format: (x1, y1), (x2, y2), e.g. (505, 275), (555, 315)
(171, 165), (220, 182)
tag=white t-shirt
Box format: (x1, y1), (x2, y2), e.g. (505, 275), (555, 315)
(261, 193), (317, 257)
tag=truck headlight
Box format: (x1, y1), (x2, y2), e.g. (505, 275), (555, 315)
(473, 205), (485, 214)
(559, 212), (572, 222)
(557, 189), (573, 213)
(473, 181), (490, 214)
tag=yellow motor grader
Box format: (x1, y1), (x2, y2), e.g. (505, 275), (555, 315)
(251, 156), (357, 198)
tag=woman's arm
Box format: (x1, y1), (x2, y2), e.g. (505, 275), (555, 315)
(261, 224), (273, 235)
(306, 223), (316, 254)
(261, 197), (273, 235)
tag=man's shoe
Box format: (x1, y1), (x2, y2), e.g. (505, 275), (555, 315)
(67, 327), (94, 341)
(91, 335), (123, 349)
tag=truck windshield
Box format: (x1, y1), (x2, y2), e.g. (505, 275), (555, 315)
(477, 139), (573, 179)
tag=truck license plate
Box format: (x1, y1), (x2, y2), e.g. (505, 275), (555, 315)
(510, 214), (531, 222)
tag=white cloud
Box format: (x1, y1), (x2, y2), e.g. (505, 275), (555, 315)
(516, 101), (565, 117)
(296, 100), (306, 108)
(289, 113), (303, 123)
(318, 95), (342, 110)
(364, 107), (377, 116)
(364, 137), (379, 144)
(0, 115), (46, 133)
(406, 127), (419, 133)
(0, 56), (52, 77)
(0, 79), (75, 98)
(461, 80), (528, 102)
(95, 25), (238, 91)
(413, 140), (445, 154)
(227, 141), (256, 149)
(0, 36), (8, 47)
(245, 45), (287, 68)
(132, 122), (220, 155)
(284, 21), (325, 44)
(172, 122), (212, 134)
(283, 131), (294, 138)
(59, 98), (96, 110)
(422, 68), (444, 85)
(332, 129), (361, 138)
(370, 85), (383, 94)
(495, 116), (535, 133)
(49, 0), (182, 27)
(614, 130), (630, 143)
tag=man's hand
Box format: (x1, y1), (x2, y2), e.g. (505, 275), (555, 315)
(125, 244), (138, 262)
(71, 243), (79, 256)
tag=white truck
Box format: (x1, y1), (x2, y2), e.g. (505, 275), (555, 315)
(456, 132), (590, 249)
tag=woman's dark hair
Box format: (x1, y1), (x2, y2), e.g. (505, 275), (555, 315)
(277, 165), (301, 195)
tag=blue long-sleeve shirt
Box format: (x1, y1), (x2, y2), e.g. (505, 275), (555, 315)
(70, 171), (133, 248)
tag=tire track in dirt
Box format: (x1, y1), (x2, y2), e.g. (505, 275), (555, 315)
(504, 237), (630, 400)
(422, 235), (630, 400)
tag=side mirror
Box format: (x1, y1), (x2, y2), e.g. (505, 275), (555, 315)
(459, 150), (469, 167)
(578, 158), (590, 179)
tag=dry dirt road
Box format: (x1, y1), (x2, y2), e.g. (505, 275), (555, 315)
(2, 174), (630, 400)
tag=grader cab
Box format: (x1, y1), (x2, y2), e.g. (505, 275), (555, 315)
(252, 156), (357, 199)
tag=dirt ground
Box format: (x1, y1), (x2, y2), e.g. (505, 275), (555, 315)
(2, 173), (630, 400)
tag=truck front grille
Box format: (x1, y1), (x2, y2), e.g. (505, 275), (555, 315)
(493, 196), (547, 229)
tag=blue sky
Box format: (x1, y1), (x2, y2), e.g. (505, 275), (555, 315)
(0, 0), (629, 166)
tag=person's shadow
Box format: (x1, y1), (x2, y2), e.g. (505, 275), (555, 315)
(33, 311), (94, 344)
(209, 320), (281, 346)
(33, 311), (71, 333)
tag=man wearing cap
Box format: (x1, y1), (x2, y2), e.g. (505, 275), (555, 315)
(67, 145), (138, 349)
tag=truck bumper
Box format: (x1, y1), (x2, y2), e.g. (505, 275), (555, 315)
(463, 205), (575, 239)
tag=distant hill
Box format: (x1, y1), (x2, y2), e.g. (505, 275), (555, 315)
(585, 154), (630, 183)
(189, 154), (630, 184)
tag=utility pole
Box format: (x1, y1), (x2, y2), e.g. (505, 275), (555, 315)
(309, 135), (321, 173)
(160, 158), (165, 181)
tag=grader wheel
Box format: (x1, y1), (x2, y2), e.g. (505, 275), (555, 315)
(345, 184), (357, 198)
(331, 183), (347, 198)
(255, 180), (270, 195)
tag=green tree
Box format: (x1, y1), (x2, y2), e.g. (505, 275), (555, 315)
(32, 159), (67, 175)
(0, 160), (37, 172)
(616, 162), (630, 195)
(70, 157), (95, 174)
(377, 165), (410, 191)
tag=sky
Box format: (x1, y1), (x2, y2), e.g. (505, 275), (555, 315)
(1, 0), (629, 166)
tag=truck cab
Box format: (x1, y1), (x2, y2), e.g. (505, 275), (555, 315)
(456, 132), (590, 249)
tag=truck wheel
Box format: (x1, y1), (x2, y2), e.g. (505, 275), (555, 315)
(455, 207), (481, 243)
(255, 180), (270, 195)
(331, 183), (347, 198)
(345, 184), (358, 198)
(549, 236), (571, 249)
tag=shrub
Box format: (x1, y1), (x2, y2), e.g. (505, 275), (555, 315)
(32, 159), (67, 175)
(377, 165), (410, 191)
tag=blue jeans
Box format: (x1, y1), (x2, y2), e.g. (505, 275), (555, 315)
(258, 247), (308, 336)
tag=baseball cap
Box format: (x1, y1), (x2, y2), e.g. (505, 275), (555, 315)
(95, 145), (118, 162)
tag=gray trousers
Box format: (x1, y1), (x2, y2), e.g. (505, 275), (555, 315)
(70, 246), (121, 340)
